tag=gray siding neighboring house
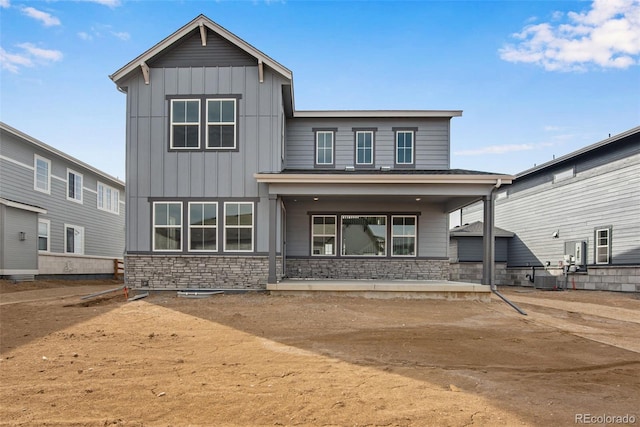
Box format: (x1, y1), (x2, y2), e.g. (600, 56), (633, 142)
(461, 127), (640, 292)
(111, 15), (513, 290)
(0, 122), (125, 280)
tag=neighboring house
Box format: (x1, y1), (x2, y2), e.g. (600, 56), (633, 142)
(461, 127), (640, 292)
(110, 15), (512, 290)
(0, 122), (125, 280)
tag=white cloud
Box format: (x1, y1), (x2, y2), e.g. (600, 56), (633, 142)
(81, 0), (121, 7)
(111, 31), (130, 41)
(0, 0), (11, 9)
(0, 43), (63, 73)
(499, 0), (640, 71)
(78, 32), (93, 41)
(21, 6), (61, 27)
(454, 141), (556, 156)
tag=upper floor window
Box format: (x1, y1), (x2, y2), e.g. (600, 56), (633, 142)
(315, 130), (335, 166)
(67, 169), (83, 203)
(97, 182), (120, 214)
(34, 155), (51, 194)
(395, 129), (415, 166)
(170, 99), (201, 149)
(224, 202), (254, 252)
(355, 131), (374, 166)
(153, 202), (182, 251)
(38, 219), (50, 252)
(206, 99), (236, 149)
(595, 227), (611, 264)
(64, 224), (84, 254)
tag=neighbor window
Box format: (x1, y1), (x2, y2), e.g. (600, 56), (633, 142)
(64, 224), (84, 254)
(153, 202), (182, 251)
(311, 215), (336, 256)
(355, 131), (374, 165)
(34, 155), (51, 194)
(38, 219), (50, 252)
(595, 227), (611, 264)
(315, 130), (334, 166)
(97, 182), (120, 214)
(189, 202), (218, 251)
(170, 99), (201, 149)
(391, 216), (416, 257)
(341, 215), (386, 256)
(67, 169), (83, 203)
(395, 130), (414, 165)
(224, 202), (253, 252)
(206, 99), (236, 149)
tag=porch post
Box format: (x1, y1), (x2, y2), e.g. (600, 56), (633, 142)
(268, 194), (277, 284)
(482, 194), (495, 286)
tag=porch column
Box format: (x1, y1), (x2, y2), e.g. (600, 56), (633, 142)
(268, 194), (277, 284)
(482, 194), (495, 287)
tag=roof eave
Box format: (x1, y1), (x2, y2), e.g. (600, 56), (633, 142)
(293, 110), (463, 119)
(254, 173), (512, 185)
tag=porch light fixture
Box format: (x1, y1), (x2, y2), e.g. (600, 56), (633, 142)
(415, 198), (421, 201)
(313, 197), (319, 201)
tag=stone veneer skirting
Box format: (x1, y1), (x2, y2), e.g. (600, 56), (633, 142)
(450, 262), (640, 293)
(286, 258), (450, 280)
(125, 254), (281, 290)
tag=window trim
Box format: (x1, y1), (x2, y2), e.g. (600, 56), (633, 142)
(223, 201), (254, 253)
(66, 168), (83, 204)
(205, 98), (237, 150)
(314, 128), (336, 168)
(34, 155), (51, 194)
(354, 129), (375, 167)
(393, 128), (417, 167)
(152, 201), (183, 252)
(169, 98), (201, 150)
(188, 202), (218, 253)
(64, 224), (84, 255)
(311, 215), (337, 256)
(38, 219), (50, 253)
(391, 215), (417, 257)
(594, 226), (612, 265)
(97, 182), (120, 215)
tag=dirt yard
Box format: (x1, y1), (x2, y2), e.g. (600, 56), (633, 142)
(1, 280), (639, 426)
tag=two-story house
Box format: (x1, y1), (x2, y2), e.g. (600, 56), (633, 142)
(0, 122), (125, 280)
(110, 15), (512, 291)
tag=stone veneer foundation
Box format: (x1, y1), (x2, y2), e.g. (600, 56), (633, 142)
(285, 258), (450, 280)
(125, 254), (281, 290)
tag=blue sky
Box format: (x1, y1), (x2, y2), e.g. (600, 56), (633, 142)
(1, 0), (639, 181)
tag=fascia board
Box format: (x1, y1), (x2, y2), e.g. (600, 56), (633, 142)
(254, 173), (512, 185)
(109, 15), (292, 85)
(293, 110), (463, 118)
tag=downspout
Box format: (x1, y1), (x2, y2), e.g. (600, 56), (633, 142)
(488, 179), (527, 316)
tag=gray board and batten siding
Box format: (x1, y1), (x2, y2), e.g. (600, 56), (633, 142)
(121, 64), (289, 253)
(286, 117), (451, 170)
(462, 130), (640, 267)
(0, 125), (125, 259)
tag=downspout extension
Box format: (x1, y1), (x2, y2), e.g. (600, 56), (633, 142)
(489, 178), (527, 316)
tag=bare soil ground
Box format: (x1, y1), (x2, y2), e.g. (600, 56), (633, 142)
(1, 280), (639, 426)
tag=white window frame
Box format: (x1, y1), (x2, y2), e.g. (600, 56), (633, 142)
(223, 202), (254, 253)
(340, 215), (387, 257)
(188, 202), (218, 252)
(206, 98), (237, 150)
(391, 215), (417, 257)
(170, 99), (201, 149)
(64, 224), (84, 255)
(316, 131), (334, 166)
(311, 215), (337, 256)
(34, 155), (51, 194)
(66, 169), (83, 204)
(152, 202), (183, 252)
(38, 219), (50, 253)
(595, 227), (611, 264)
(395, 130), (414, 165)
(97, 182), (120, 215)
(553, 167), (574, 183)
(355, 131), (374, 166)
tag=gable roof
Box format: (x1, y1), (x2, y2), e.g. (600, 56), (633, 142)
(450, 221), (514, 237)
(109, 14), (292, 86)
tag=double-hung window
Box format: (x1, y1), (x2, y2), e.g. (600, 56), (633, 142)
(34, 155), (51, 194)
(341, 215), (387, 256)
(315, 130), (334, 166)
(595, 227), (611, 264)
(189, 202), (217, 251)
(355, 131), (374, 166)
(170, 99), (200, 149)
(395, 130), (415, 166)
(64, 224), (84, 254)
(391, 216), (417, 256)
(67, 169), (83, 203)
(312, 215), (336, 256)
(97, 182), (120, 214)
(38, 219), (50, 252)
(207, 99), (236, 149)
(153, 202), (182, 251)
(224, 202), (253, 252)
